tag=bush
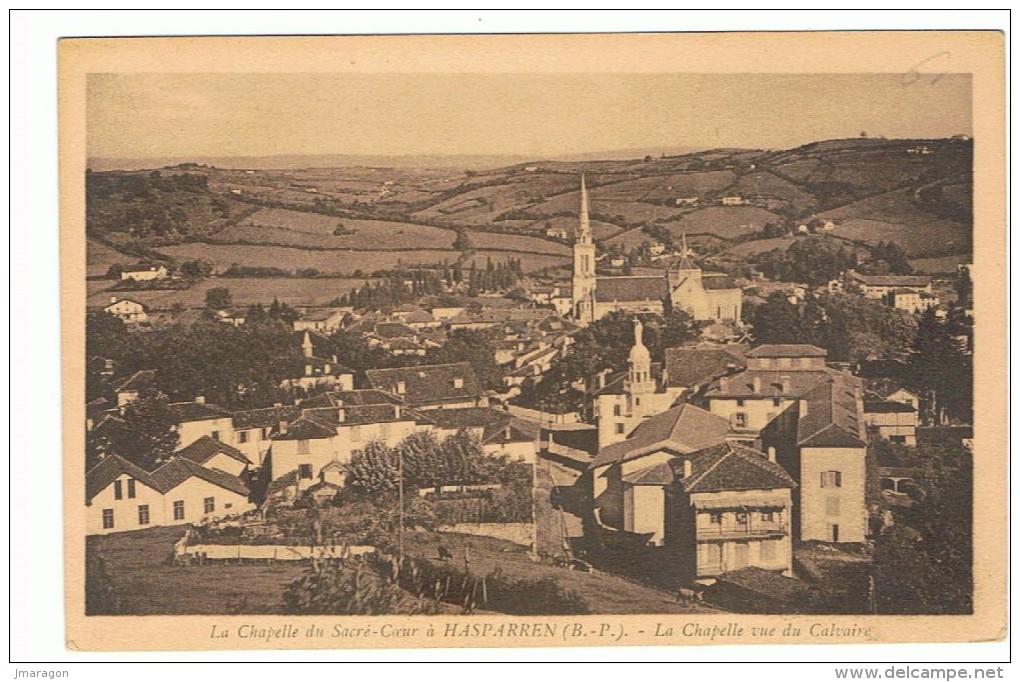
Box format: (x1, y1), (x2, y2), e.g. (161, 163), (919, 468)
(282, 559), (442, 615)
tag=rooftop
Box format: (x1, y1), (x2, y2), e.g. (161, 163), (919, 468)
(590, 403), (730, 468)
(366, 362), (483, 407)
(670, 441), (796, 494)
(745, 344), (828, 358)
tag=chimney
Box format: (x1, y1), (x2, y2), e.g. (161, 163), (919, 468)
(752, 377), (762, 394)
(279, 420), (289, 433)
(337, 408), (345, 423)
(780, 375), (791, 394)
(195, 396), (205, 404)
(394, 404), (402, 419)
(110, 295), (118, 304)
(682, 459), (693, 478)
(324, 362), (331, 374)
(305, 364), (313, 376)
(799, 399), (808, 417)
(767, 446), (777, 463)
(85, 417), (94, 431)
(720, 376), (729, 392)
(332, 354), (338, 363)
(504, 426), (512, 440)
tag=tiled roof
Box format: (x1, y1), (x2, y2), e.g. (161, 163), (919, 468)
(175, 435), (251, 467)
(85, 455), (155, 503)
(167, 401), (233, 424)
(664, 345), (748, 388)
(670, 442), (796, 493)
(705, 369), (834, 399)
(374, 322), (417, 339)
(849, 272), (932, 287)
(86, 453), (250, 502)
(112, 369), (157, 394)
(297, 389), (403, 410)
(621, 461), (675, 486)
(701, 273), (739, 290)
(745, 344), (828, 358)
(863, 399), (916, 414)
(366, 362), (483, 407)
(300, 308), (345, 322)
(590, 403), (730, 468)
(796, 375), (865, 448)
(303, 404), (409, 427)
(593, 276), (668, 303)
(414, 406), (508, 431)
(232, 405), (301, 430)
(273, 416), (336, 441)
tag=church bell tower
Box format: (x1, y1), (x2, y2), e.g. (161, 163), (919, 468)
(572, 174), (597, 325)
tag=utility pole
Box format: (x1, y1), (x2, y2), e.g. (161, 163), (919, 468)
(397, 445), (404, 567)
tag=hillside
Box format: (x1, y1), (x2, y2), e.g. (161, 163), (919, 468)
(85, 137), (973, 276)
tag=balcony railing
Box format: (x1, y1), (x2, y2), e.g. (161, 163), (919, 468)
(696, 523), (788, 541)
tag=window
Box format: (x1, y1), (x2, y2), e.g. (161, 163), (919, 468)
(709, 512), (723, 526)
(138, 505), (150, 525)
(613, 404), (621, 417)
(102, 509), (114, 529)
(299, 464), (313, 480)
(761, 511), (775, 523)
(735, 512), (748, 525)
(204, 497), (215, 514)
(261, 427), (271, 440)
(615, 423), (625, 435)
(826, 496), (841, 516)
(820, 471), (842, 488)
(634, 397), (641, 406)
(211, 430), (220, 441)
(732, 413), (748, 429)
(238, 430), (249, 444)
(173, 500), (185, 520)
(297, 439), (310, 454)
(760, 538), (778, 562)
(828, 524), (840, 542)
(736, 399), (745, 407)
(772, 398), (782, 407)
(126, 478), (136, 499)
(113, 479), (123, 500)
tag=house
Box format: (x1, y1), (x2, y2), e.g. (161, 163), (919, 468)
(546, 226), (569, 240)
(675, 196), (699, 207)
(111, 369), (157, 407)
(590, 403), (731, 544)
(269, 402), (419, 492)
(104, 296), (148, 324)
(430, 306), (466, 322)
(759, 373), (868, 544)
(280, 330), (355, 391)
(174, 435), (252, 476)
(886, 289), (940, 314)
(663, 345), (748, 398)
(293, 308), (348, 333)
(216, 308), (247, 327)
(415, 407), (536, 463)
(120, 263), (168, 282)
(167, 398), (235, 450)
(721, 196), (745, 206)
(845, 271), (933, 300)
(702, 344), (835, 443)
(663, 442), (796, 581)
(864, 397), (918, 446)
(231, 404), (300, 468)
(85, 454), (252, 535)
(366, 362), (486, 411)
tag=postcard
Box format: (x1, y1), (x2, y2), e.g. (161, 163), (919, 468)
(59, 31), (1005, 651)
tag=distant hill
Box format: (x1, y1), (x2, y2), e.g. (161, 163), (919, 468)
(85, 136), (973, 272)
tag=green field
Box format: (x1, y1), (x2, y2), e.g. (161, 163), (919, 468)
(87, 277), (377, 310)
(467, 232), (570, 256)
(87, 240), (134, 277)
(220, 208), (459, 250)
(660, 205), (782, 240)
(156, 243), (461, 275)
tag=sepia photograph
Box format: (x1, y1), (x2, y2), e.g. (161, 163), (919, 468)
(49, 29), (1005, 654)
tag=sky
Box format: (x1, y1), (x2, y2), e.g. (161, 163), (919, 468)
(87, 73), (972, 159)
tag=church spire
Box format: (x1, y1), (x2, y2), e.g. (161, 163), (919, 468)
(626, 318), (654, 395)
(578, 173), (592, 244)
(676, 231), (697, 270)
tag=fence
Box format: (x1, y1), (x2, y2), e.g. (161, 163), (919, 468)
(173, 534), (375, 564)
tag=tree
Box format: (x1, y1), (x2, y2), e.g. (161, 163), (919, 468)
(105, 263), (124, 280)
(179, 259), (213, 280)
(346, 441), (399, 494)
(907, 308), (973, 424)
(88, 389), (180, 470)
(205, 287), (232, 310)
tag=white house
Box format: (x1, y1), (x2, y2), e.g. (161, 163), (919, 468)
(121, 263), (168, 282)
(85, 455), (252, 535)
(104, 296), (148, 324)
(167, 398), (235, 450)
(293, 308), (348, 333)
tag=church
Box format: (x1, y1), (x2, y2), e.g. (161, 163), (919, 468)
(571, 175), (743, 326)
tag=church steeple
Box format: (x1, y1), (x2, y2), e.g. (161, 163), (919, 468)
(571, 173), (597, 325)
(676, 231), (697, 271)
(577, 173), (592, 245)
